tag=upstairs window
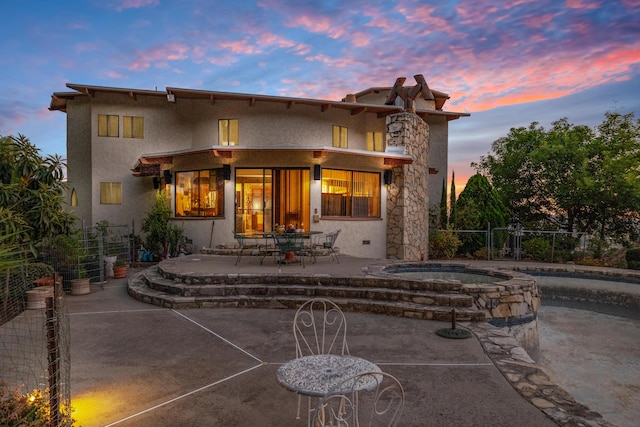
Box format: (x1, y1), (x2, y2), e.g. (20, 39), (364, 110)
(366, 131), (384, 152)
(175, 169), (225, 217)
(321, 169), (380, 218)
(123, 116), (144, 138)
(98, 114), (119, 137)
(219, 119), (239, 146)
(332, 125), (348, 148)
(100, 182), (122, 204)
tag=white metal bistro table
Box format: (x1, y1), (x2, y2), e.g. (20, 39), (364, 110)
(276, 354), (381, 397)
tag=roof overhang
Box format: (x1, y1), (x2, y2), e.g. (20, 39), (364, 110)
(132, 146), (415, 176)
(165, 87), (404, 117)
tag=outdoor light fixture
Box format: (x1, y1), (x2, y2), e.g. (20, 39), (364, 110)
(163, 170), (172, 184)
(222, 164), (231, 180)
(70, 188), (78, 207)
(384, 170), (393, 185)
(314, 164), (321, 180)
(167, 93), (175, 102)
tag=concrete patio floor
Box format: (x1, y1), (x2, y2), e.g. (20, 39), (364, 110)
(68, 272), (557, 427)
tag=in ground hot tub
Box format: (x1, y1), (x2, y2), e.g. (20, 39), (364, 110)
(374, 262), (541, 359)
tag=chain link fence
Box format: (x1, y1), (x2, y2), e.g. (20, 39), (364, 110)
(433, 227), (592, 262)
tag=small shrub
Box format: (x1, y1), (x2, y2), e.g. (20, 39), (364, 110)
(626, 248), (640, 270)
(522, 237), (551, 262)
(0, 383), (48, 426)
(429, 231), (462, 259)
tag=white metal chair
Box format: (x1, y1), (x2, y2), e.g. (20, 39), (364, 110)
(310, 371), (405, 427)
(293, 298), (349, 420)
(311, 229), (341, 263)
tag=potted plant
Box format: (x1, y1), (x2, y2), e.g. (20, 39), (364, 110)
(113, 259), (127, 278)
(141, 191), (184, 260)
(70, 265), (90, 295)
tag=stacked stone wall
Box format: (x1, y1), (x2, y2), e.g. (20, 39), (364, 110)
(386, 113), (429, 260)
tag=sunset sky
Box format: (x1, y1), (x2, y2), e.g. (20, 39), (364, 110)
(1, 0), (639, 190)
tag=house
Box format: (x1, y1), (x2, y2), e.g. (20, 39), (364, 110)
(49, 74), (469, 259)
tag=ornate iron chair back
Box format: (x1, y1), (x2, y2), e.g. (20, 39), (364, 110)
(293, 298), (349, 421)
(310, 371), (405, 427)
(294, 298), (349, 357)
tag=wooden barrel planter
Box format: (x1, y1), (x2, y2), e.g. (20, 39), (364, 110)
(71, 278), (91, 295)
(26, 286), (54, 309)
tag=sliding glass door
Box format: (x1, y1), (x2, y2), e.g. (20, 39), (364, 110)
(235, 168), (310, 233)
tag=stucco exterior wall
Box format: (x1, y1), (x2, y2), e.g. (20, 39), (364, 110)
(62, 84), (459, 260)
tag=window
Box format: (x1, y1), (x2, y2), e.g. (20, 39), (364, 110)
(175, 169), (225, 217)
(321, 169), (380, 218)
(100, 182), (122, 204)
(219, 119), (239, 146)
(123, 116), (144, 138)
(98, 114), (119, 137)
(366, 131), (384, 152)
(332, 125), (348, 148)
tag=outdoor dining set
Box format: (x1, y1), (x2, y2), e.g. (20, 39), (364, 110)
(276, 298), (405, 426)
(233, 229), (341, 266)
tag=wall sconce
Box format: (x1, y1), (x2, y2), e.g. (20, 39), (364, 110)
(163, 170), (172, 184)
(314, 164), (321, 180)
(153, 177), (160, 189)
(222, 164), (231, 181)
(167, 93), (176, 102)
(70, 188), (78, 207)
(383, 170), (393, 185)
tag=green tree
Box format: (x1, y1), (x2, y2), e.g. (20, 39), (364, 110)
(0, 134), (75, 247)
(449, 171), (456, 228)
(439, 178), (447, 229)
(585, 112), (640, 239)
(455, 173), (509, 255)
(475, 113), (640, 240)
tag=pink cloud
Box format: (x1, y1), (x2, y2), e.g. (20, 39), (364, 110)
(111, 0), (159, 12)
(128, 42), (189, 71)
(522, 13), (555, 27)
(565, 0), (602, 9)
(289, 14), (347, 40)
(106, 70), (125, 79)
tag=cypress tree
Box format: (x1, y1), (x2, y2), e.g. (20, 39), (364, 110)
(439, 179), (448, 229)
(449, 171), (457, 228)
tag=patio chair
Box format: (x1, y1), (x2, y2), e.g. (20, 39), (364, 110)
(310, 371), (405, 427)
(274, 232), (307, 267)
(233, 232), (260, 265)
(311, 229), (341, 263)
(293, 298), (349, 420)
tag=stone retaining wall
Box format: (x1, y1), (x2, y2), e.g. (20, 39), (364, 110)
(370, 263), (541, 356)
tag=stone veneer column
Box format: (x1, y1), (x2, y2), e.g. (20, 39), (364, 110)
(386, 112), (429, 260)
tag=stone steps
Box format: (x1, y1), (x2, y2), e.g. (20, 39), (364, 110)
(127, 267), (487, 322)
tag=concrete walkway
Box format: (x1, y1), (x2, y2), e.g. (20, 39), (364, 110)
(65, 256), (631, 426)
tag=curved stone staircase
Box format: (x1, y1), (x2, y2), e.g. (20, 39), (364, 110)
(128, 265), (487, 322)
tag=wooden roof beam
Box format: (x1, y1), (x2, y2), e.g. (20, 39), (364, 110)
(213, 150), (233, 158)
(140, 156), (173, 165)
(384, 157), (413, 165)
